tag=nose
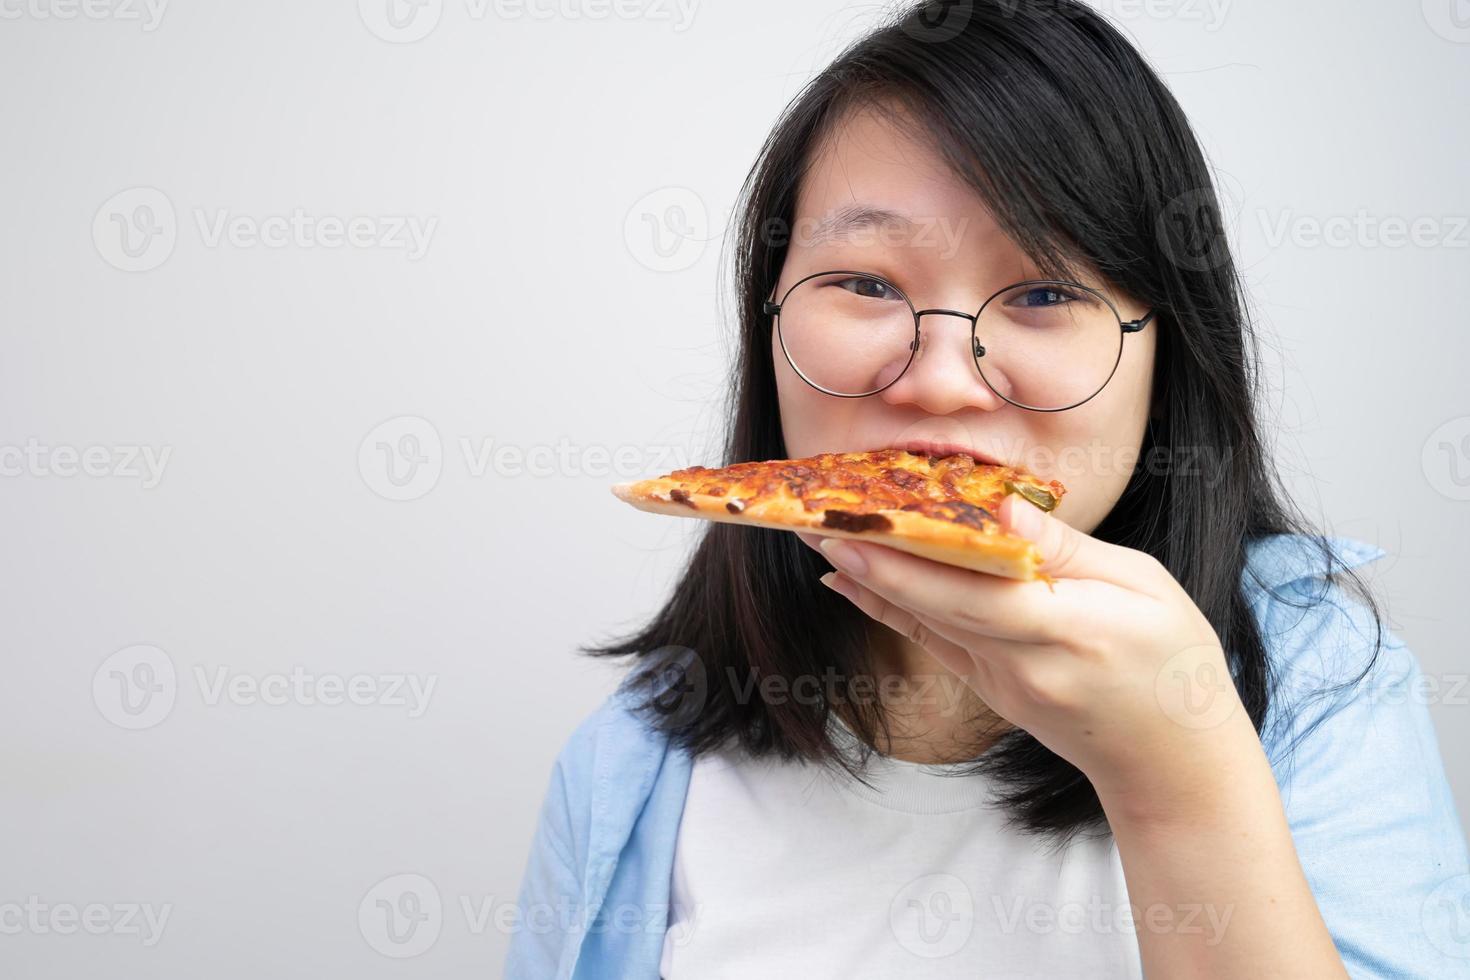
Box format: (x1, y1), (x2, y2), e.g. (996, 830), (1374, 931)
(880, 308), (1007, 415)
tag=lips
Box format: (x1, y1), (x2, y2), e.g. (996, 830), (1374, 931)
(888, 439), (1005, 468)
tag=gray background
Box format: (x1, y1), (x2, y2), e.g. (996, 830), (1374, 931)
(1, 0), (1466, 975)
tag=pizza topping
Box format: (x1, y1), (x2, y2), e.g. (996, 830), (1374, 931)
(883, 467), (929, 492)
(1003, 479), (1059, 513)
(899, 499), (993, 530)
(658, 449), (1064, 531)
(613, 448), (1068, 581)
(821, 510), (894, 533)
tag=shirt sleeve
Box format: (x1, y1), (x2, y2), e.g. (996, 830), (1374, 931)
(1257, 575), (1470, 978)
(503, 707), (603, 980)
(503, 755), (580, 979)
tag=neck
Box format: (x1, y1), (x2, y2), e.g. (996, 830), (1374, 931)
(849, 627), (1012, 765)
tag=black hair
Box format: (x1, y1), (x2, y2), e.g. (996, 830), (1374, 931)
(586, 0), (1384, 845)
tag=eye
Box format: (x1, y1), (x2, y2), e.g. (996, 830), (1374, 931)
(1012, 285), (1081, 308)
(833, 276), (902, 301)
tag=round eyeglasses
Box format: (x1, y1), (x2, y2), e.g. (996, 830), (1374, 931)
(765, 270), (1157, 412)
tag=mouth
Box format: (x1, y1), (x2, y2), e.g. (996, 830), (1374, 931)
(887, 438), (1006, 468)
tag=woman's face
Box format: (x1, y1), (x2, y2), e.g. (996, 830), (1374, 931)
(772, 105), (1157, 535)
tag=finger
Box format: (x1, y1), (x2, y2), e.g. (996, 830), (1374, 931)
(795, 531), (825, 553)
(823, 572), (1025, 712)
(817, 535), (1131, 644)
(820, 572), (979, 682)
(999, 493), (1169, 594)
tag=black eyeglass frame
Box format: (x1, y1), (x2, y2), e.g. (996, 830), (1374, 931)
(764, 269), (1158, 412)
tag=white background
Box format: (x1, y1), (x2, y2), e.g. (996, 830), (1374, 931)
(2, 0), (1467, 974)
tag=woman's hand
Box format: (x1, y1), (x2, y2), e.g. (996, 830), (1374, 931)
(805, 492), (1260, 822)
(808, 494), (1351, 977)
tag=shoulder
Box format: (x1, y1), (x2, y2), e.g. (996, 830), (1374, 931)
(1241, 531), (1395, 685)
(1242, 531), (1387, 604)
(1234, 531), (1428, 775)
(1241, 533), (1405, 760)
(1240, 535), (1470, 970)
(536, 677), (676, 844)
(547, 680), (671, 795)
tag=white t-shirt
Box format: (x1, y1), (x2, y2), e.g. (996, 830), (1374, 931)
(659, 717), (1146, 978)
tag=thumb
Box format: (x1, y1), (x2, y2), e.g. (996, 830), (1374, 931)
(998, 492), (1148, 589)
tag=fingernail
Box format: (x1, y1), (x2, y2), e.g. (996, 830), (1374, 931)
(819, 571), (857, 600)
(818, 537), (868, 576)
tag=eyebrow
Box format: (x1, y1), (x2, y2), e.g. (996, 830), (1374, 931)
(806, 204), (913, 246)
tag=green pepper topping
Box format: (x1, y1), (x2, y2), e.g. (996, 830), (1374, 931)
(1004, 479), (1057, 512)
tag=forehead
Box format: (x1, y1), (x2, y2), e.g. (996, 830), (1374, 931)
(786, 101), (1100, 288)
(793, 104), (1005, 247)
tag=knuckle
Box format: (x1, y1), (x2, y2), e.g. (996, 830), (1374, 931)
(1049, 528), (1084, 569)
(905, 618), (932, 648)
(950, 600), (995, 634)
(1011, 661), (1072, 708)
(1138, 550), (1168, 579)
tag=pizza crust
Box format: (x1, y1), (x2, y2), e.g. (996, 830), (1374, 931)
(611, 482), (1044, 580)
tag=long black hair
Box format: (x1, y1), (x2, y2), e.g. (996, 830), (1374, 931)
(586, 0), (1384, 844)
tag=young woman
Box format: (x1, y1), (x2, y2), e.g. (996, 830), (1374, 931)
(507, 2), (1468, 977)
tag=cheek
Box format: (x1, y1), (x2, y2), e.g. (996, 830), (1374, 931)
(1027, 331), (1155, 531)
(773, 329), (867, 457)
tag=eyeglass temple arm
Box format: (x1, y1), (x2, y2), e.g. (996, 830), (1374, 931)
(1122, 309), (1157, 333)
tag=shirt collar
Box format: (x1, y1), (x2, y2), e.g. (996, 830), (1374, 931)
(1243, 533), (1386, 596)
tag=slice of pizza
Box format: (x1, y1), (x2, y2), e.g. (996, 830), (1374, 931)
(610, 448), (1065, 581)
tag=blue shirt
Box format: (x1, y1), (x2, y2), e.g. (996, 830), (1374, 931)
(505, 534), (1470, 978)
